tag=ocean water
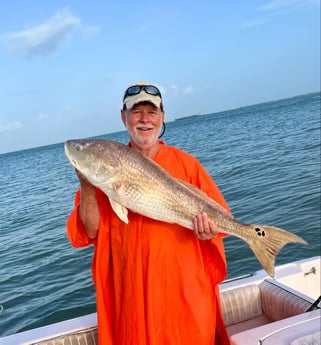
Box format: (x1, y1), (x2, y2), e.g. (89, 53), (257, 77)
(0, 92), (320, 337)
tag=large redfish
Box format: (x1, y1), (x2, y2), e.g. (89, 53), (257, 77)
(65, 139), (307, 277)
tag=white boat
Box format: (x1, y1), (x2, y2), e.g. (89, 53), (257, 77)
(0, 256), (320, 345)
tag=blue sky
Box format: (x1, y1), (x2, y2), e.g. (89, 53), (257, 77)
(0, 0), (320, 154)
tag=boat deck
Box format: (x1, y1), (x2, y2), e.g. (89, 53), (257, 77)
(1, 256), (320, 345)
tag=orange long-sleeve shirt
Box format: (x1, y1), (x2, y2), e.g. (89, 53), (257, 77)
(67, 142), (230, 345)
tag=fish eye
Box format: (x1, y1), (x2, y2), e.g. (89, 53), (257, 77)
(75, 143), (83, 152)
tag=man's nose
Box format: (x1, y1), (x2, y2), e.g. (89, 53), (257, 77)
(139, 112), (150, 122)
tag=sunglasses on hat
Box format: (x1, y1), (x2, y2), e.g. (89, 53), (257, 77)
(123, 85), (162, 101)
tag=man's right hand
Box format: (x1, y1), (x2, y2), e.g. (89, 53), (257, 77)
(76, 169), (100, 239)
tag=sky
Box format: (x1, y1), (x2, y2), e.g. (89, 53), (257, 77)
(0, 0), (320, 154)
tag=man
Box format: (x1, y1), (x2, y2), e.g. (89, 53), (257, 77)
(67, 82), (230, 344)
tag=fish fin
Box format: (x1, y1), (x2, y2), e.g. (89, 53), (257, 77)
(176, 178), (233, 218)
(246, 224), (307, 277)
(108, 182), (129, 223)
(109, 198), (129, 224)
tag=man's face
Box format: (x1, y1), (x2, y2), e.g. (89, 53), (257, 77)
(121, 102), (164, 151)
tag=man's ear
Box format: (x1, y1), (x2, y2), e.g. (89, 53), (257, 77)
(121, 110), (127, 127)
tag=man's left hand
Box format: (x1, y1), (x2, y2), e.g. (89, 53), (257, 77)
(193, 213), (219, 240)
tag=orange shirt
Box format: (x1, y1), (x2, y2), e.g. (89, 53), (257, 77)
(67, 142), (230, 345)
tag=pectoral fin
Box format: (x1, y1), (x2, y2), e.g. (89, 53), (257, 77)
(109, 198), (129, 224)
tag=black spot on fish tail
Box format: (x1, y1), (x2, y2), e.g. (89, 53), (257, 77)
(255, 227), (266, 237)
(245, 224), (307, 277)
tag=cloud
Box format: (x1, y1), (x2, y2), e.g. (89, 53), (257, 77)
(182, 84), (194, 94)
(0, 121), (22, 134)
(81, 25), (100, 37)
(0, 9), (96, 57)
(241, 0), (319, 29)
(241, 19), (269, 29)
(258, 0), (318, 12)
(170, 84), (179, 95)
(166, 84), (195, 97)
(134, 12), (172, 34)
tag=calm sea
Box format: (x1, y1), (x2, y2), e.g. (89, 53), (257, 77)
(0, 92), (320, 337)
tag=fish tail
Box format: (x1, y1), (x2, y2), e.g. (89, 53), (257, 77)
(246, 224), (307, 278)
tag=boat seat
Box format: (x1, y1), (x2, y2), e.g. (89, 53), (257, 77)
(221, 283), (271, 336)
(221, 284), (263, 326)
(221, 279), (313, 337)
(30, 327), (98, 345)
(260, 279), (312, 321)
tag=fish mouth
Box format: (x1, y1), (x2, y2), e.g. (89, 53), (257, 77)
(64, 141), (81, 168)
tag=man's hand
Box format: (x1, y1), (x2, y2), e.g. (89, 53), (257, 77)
(75, 169), (93, 189)
(75, 169), (100, 239)
(193, 213), (219, 240)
